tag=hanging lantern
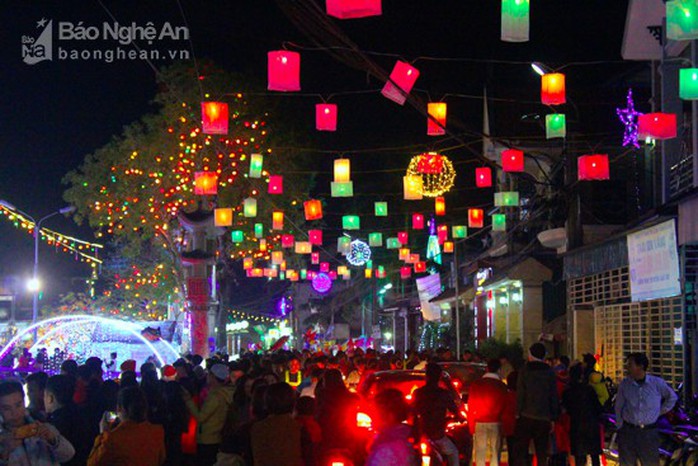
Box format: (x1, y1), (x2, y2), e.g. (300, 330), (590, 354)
(541, 73), (566, 105)
(249, 154), (264, 179)
(382, 61), (420, 106)
(267, 50), (301, 92)
(667, 0), (698, 40)
(243, 198), (258, 218)
(435, 197), (446, 216)
(374, 202), (388, 217)
(259, 239), (267, 252)
(452, 225), (467, 238)
(437, 225), (448, 244)
(369, 232), (383, 247)
(295, 242), (312, 254)
(406, 152), (456, 197)
(268, 175), (283, 194)
(468, 209), (484, 228)
(386, 237), (401, 249)
(282, 235), (295, 248)
(231, 230), (244, 243)
(444, 241), (454, 253)
(254, 223), (264, 239)
(638, 113), (677, 140)
(301, 269), (308, 280)
(680, 69), (698, 100)
(328, 270), (338, 280)
(399, 248), (411, 261)
(578, 154), (610, 181)
(311, 252), (320, 265)
(397, 231), (408, 245)
(243, 257), (254, 270)
(201, 102), (229, 135)
(272, 251), (284, 265)
(342, 215), (360, 230)
(494, 191), (520, 207)
(304, 199), (323, 221)
(365, 269), (373, 278)
(334, 158), (351, 182)
(492, 214), (507, 232)
(408, 254), (420, 264)
(214, 208), (233, 227)
(501, 149), (524, 172)
(265, 268), (278, 278)
(249, 268), (264, 278)
(326, 0), (382, 19)
(337, 265), (349, 277)
(475, 167), (493, 188)
(320, 262), (331, 273)
(272, 211), (284, 230)
(545, 114), (567, 139)
(403, 175), (424, 200)
(412, 213), (425, 230)
(331, 181), (354, 197)
(414, 261), (427, 273)
(376, 265), (386, 278)
(316, 104), (338, 131)
(288, 270), (300, 282)
(308, 229), (323, 245)
(338, 237), (352, 254)
(194, 171), (218, 195)
(427, 102), (447, 136)
(400, 266), (412, 279)
(501, 0), (530, 42)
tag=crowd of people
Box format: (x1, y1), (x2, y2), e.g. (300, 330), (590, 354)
(0, 342), (679, 466)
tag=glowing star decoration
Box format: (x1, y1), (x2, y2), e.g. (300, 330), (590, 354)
(346, 239), (372, 266)
(312, 273), (333, 294)
(616, 89), (643, 149)
(406, 152), (456, 197)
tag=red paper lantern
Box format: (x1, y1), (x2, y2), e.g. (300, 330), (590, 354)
(282, 235), (295, 248)
(437, 225), (448, 244)
(320, 262), (330, 273)
(268, 175), (283, 194)
(400, 266), (412, 279)
(311, 252), (320, 265)
(435, 197), (446, 216)
(194, 171), (218, 195)
(381, 61), (420, 105)
(541, 73), (566, 105)
(201, 102), (228, 135)
(316, 104), (338, 131)
(414, 261), (427, 273)
(268, 51), (301, 92)
(468, 209), (484, 228)
(326, 0), (382, 19)
(578, 154), (610, 181)
(304, 199), (323, 221)
(412, 213), (425, 230)
(475, 167), (492, 188)
(638, 113), (677, 140)
(328, 270), (338, 280)
(397, 231), (409, 245)
(427, 102), (447, 136)
(501, 149), (524, 172)
(308, 229), (323, 245)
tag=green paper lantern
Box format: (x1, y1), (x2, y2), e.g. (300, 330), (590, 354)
(279, 271), (285, 281)
(680, 69), (698, 100)
(338, 236), (352, 254)
(386, 237), (401, 249)
(667, 0), (698, 41)
(249, 153), (264, 179)
(492, 214), (507, 231)
(243, 198), (257, 217)
(254, 223), (264, 238)
(331, 181), (354, 197)
(369, 232), (383, 247)
(366, 260), (373, 270)
(545, 114), (566, 139)
(300, 269), (307, 280)
(501, 0), (530, 43)
(374, 202), (388, 217)
(494, 191), (520, 207)
(231, 230), (244, 243)
(342, 215), (360, 230)
(452, 225), (468, 239)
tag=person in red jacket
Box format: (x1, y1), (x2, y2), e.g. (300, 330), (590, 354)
(468, 359), (509, 466)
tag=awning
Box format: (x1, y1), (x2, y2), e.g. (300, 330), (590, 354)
(428, 286), (475, 306)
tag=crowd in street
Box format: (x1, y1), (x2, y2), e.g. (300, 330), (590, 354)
(0, 342), (679, 466)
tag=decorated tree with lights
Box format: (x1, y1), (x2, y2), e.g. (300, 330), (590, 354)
(65, 62), (310, 319)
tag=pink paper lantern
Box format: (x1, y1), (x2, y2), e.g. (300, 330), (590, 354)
(309, 229), (323, 245)
(320, 262), (330, 273)
(475, 167), (493, 188)
(412, 213), (425, 230)
(281, 235), (295, 248)
(268, 175), (283, 194)
(268, 51), (301, 92)
(311, 252), (320, 265)
(326, 0), (382, 19)
(437, 225), (448, 244)
(381, 61), (420, 105)
(316, 104), (338, 131)
(328, 270), (338, 280)
(638, 113), (677, 140)
(400, 266), (412, 279)
(397, 231), (408, 245)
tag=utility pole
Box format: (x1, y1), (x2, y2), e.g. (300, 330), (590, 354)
(454, 241), (461, 359)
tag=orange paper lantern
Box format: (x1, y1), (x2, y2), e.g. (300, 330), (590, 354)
(541, 73), (566, 105)
(427, 102), (447, 136)
(243, 257), (254, 270)
(468, 209), (484, 228)
(268, 51), (301, 92)
(214, 208), (233, 227)
(304, 199), (323, 221)
(414, 261), (427, 273)
(443, 241), (454, 253)
(272, 211), (284, 230)
(194, 171), (218, 195)
(316, 104), (338, 131)
(399, 248), (411, 261)
(435, 197), (446, 216)
(382, 61), (420, 105)
(201, 102), (229, 135)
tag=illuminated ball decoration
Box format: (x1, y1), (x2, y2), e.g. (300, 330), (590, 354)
(346, 240), (372, 267)
(312, 273), (333, 294)
(405, 152), (456, 197)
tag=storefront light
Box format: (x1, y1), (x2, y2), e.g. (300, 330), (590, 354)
(512, 292), (522, 302)
(499, 296), (509, 305)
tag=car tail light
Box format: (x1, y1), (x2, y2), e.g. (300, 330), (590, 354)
(420, 442), (431, 466)
(356, 412), (372, 429)
(452, 379), (461, 390)
(331, 462), (345, 466)
(420, 442), (429, 455)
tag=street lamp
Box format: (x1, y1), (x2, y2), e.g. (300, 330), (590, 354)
(0, 200), (76, 330)
(531, 62), (549, 77)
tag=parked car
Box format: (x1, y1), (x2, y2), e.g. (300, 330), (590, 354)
(437, 362), (487, 400)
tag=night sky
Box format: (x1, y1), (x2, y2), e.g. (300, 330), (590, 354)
(0, 0), (636, 303)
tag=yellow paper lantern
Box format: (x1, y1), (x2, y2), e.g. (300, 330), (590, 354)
(334, 158), (351, 182)
(272, 251), (284, 265)
(214, 208), (233, 227)
(399, 248), (411, 261)
(272, 211), (284, 230)
(295, 242), (312, 254)
(403, 175), (423, 200)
